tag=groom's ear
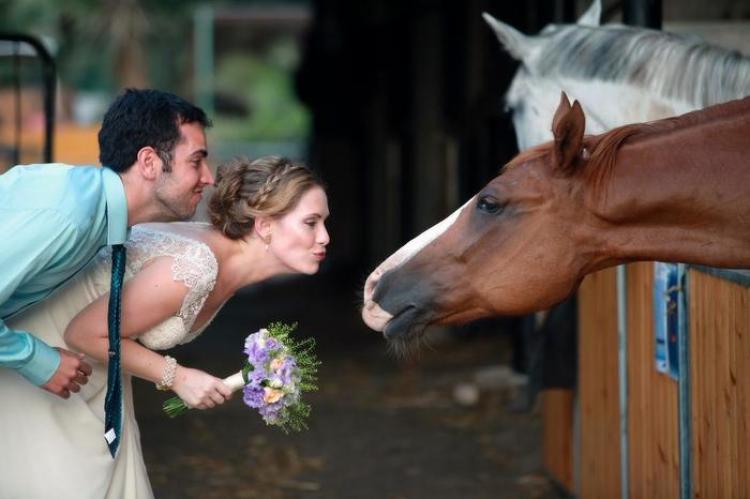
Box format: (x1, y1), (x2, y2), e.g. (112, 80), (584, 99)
(135, 146), (161, 181)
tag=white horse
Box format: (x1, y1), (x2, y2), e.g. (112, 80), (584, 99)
(483, 0), (750, 150)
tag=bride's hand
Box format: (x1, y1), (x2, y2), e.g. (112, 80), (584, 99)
(170, 366), (233, 410)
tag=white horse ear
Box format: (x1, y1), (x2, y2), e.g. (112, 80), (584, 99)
(577, 0), (602, 27)
(482, 12), (533, 61)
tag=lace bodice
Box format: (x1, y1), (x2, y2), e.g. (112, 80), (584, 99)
(91, 225), (220, 350)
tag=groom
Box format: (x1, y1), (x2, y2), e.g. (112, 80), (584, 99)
(0, 88), (214, 401)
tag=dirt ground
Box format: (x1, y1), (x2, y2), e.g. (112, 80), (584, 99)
(134, 270), (567, 499)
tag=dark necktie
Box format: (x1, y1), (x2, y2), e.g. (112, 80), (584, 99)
(104, 244), (126, 457)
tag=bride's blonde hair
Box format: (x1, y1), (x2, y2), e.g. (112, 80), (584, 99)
(208, 156), (324, 240)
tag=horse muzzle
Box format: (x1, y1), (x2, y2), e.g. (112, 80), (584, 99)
(362, 267), (435, 340)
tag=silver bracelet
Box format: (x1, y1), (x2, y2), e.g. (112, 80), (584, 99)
(156, 356), (178, 391)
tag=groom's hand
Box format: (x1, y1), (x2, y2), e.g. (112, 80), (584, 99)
(42, 349), (92, 399)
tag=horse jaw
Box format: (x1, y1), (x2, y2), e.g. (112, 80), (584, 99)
(577, 0), (601, 27)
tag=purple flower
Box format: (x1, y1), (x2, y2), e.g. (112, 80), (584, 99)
(276, 358), (298, 386)
(242, 384), (266, 408)
(244, 332), (271, 365)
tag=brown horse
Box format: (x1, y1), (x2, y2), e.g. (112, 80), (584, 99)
(362, 93), (750, 341)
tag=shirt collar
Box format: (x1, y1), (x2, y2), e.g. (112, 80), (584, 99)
(101, 167), (129, 245)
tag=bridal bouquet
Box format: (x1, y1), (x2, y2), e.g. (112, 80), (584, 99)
(163, 322), (320, 432)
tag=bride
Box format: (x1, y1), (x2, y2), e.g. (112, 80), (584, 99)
(0, 156), (329, 499)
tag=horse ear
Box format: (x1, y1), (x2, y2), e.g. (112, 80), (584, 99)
(551, 93), (586, 174)
(482, 13), (534, 60)
(577, 0), (602, 27)
(551, 92), (572, 132)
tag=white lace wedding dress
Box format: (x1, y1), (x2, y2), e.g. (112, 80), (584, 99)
(0, 225), (221, 499)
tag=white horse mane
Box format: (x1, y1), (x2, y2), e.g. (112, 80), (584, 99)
(527, 23), (750, 107)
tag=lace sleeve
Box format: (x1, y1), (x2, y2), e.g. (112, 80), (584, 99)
(171, 242), (219, 339)
(126, 227), (219, 350)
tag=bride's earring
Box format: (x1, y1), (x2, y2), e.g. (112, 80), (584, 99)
(265, 234), (272, 251)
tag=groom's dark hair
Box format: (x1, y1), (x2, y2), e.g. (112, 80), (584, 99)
(98, 88), (211, 173)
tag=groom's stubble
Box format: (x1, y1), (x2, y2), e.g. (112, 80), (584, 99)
(153, 168), (203, 221)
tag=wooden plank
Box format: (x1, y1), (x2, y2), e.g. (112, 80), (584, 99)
(629, 264), (645, 497)
(542, 388), (574, 491)
(713, 283), (737, 497)
(627, 263), (679, 498)
(578, 268), (620, 498)
(736, 284), (750, 499)
(689, 271), (750, 498)
(690, 273), (706, 499)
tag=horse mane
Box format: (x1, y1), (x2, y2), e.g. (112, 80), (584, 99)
(584, 95), (750, 191)
(531, 23), (750, 106)
(504, 95), (750, 200)
(502, 121), (667, 193)
(583, 124), (642, 194)
(503, 143), (550, 171)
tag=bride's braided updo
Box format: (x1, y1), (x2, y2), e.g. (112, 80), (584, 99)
(208, 156), (324, 240)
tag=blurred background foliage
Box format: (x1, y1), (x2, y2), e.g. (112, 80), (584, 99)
(213, 41), (309, 142)
(0, 0), (311, 154)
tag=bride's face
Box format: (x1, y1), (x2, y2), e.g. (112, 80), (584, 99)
(269, 186), (330, 274)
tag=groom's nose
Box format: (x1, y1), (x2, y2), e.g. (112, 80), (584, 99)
(200, 163), (215, 186)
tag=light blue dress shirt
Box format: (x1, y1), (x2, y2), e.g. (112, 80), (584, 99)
(0, 163), (128, 386)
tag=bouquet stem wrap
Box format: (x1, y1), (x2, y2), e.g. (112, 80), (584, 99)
(222, 371), (246, 391)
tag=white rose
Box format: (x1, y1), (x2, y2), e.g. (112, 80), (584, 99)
(269, 378), (283, 389)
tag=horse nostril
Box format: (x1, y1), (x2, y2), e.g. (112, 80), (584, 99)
(364, 281), (377, 303)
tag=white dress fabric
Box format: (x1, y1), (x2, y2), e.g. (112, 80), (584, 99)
(0, 225), (220, 499)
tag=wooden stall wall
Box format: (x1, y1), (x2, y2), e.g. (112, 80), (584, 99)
(627, 262), (680, 498)
(542, 389), (574, 491)
(690, 271), (750, 499)
(577, 268), (620, 497)
(562, 265), (750, 499)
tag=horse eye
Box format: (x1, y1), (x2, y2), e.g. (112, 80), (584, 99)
(477, 195), (502, 214)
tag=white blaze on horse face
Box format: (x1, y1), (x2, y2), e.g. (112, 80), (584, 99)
(361, 198), (474, 332)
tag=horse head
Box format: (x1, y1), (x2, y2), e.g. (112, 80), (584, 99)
(362, 93), (596, 341)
